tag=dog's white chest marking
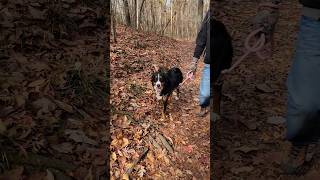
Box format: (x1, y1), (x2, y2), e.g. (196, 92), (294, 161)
(154, 74), (162, 100)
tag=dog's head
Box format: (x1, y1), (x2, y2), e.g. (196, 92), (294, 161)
(151, 66), (167, 100)
(151, 70), (166, 92)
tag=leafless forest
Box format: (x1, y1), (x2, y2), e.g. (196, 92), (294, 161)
(111, 0), (210, 40)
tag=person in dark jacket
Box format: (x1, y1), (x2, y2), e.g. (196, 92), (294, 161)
(189, 10), (233, 117)
(253, 0), (320, 174)
(189, 10), (211, 117)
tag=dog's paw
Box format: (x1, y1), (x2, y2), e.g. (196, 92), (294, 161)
(172, 91), (179, 100)
(156, 95), (162, 100)
(161, 112), (166, 120)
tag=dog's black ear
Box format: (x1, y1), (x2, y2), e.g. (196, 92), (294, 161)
(152, 64), (159, 73)
(151, 73), (155, 85)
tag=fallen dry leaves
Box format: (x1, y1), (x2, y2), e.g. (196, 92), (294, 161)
(212, 0), (320, 179)
(0, 0), (107, 179)
(110, 25), (210, 179)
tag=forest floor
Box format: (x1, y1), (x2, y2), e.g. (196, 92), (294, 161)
(111, 0), (320, 179)
(215, 0), (320, 179)
(110, 26), (210, 179)
(0, 1), (107, 179)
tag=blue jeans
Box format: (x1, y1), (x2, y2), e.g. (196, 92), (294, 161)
(199, 64), (210, 108)
(286, 16), (320, 145)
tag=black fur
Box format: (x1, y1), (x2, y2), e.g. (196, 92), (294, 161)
(151, 67), (183, 114)
(160, 67), (183, 96)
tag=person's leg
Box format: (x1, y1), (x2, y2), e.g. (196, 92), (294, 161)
(199, 64), (210, 116)
(283, 15), (320, 174)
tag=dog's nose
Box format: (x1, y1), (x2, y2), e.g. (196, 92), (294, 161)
(157, 84), (161, 88)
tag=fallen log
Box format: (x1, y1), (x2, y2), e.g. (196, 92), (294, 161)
(157, 134), (173, 154)
(126, 147), (149, 175)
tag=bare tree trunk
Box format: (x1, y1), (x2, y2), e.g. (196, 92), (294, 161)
(136, 0), (139, 29)
(159, 3), (162, 34)
(138, 0), (146, 29)
(170, 0), (173, 36)
(198, 0), (203, 28)
(161, 12), (176, 35)
(111, 0), (117, 43)
(123, 0), (131, 26)
(175, 10), (179, 36)
(150, 0), (155, 31)
(178, 6), (183, 38)
(132, 0), (136, 27)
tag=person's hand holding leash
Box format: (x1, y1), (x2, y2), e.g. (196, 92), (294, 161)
(188, 57), (199, 79)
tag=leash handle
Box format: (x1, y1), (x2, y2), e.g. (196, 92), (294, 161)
(179, 71), (193, 87)
(221, 27), (267, 75)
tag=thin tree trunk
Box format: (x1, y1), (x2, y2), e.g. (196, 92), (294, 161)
(123, 0), (131, 26)
(159, 4), (162, 34)
(176, 7), (178, 37)
(161, 12), (176, 35)
(133, 0), (136, 27)
(151, 1), (155, 31)
(170, 0), (173, 36)
(136, 0), (139, 29)
(111, 0), (117, 43)
(138, 0), (146, 29)
(198, 0), (204, 27)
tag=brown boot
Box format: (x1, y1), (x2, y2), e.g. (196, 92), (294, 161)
(197, 107), (208, 117)
(281, 144), (307, 174)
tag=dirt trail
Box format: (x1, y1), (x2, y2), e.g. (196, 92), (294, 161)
(110, 26), (210, 179)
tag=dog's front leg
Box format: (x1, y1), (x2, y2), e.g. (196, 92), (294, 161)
(162, 95), (169, 119)
(175, 88), (180, 100)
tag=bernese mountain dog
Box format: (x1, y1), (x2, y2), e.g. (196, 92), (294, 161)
(151, 67), (183, 116)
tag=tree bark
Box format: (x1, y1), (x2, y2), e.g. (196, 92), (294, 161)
(138, 0), (146, 29)
(111, 0), (117, 43)
(123, 0), (131, 26)
(136, 0), (139, 29)
(150, 0), (155, 31)
(170, 0), (173, 36)
(198, 0), (204, 27)
(159, 1), (162, 34)
(161, 12), (176, 35)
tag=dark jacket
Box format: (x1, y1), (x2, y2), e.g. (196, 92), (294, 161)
(300, 0), (320, 9)
(193, 11), (210, 64)
(262, 0), (320, 9)
(210, 18), (233, 79)
(193, 11), (233, 70)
